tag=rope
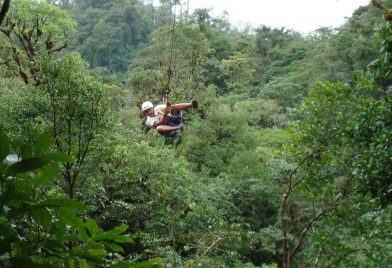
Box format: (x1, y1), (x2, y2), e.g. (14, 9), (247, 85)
(163, 2), (177, 104)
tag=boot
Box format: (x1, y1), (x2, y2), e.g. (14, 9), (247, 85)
(191, 99), (198, 109)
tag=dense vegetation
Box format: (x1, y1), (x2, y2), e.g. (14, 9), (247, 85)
(0, 0), (391, 267)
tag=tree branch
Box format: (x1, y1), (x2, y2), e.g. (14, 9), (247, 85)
(0, 0), (10, 25)
(278, 144), (328, 267)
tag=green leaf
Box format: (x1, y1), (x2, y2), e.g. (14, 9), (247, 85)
(65, 216), (89, 243)
(31, 208), (52, 228)
(77, 227), (89, 243)
(108, 263), (132, 268)
(0, 229), (15, 255)
(85, 218), (99, 237)
(94, 232), (133, 243)
(41, 239), (67, 251)
(110, 224), (128, 234)
(105, 242), (124, 253)
(94, 224), (133, 244)
(13, 257), (58, 268)
(7, 157), (50, 174)
(34, 164), (61, 186)
(57, 208), (83, 227)
(38, 198), (87, 210)
(94, 224), (128, 240)
(65, 259), (75, 268)
(129, 258), (162, 268)
(13, 152), (73, 168)
(112, 235), (133, 244)
(78, 259), (89, 268)
(0, 129), (10, 162)
(34, 131), (52, 156)
(71, 247), (106, 263)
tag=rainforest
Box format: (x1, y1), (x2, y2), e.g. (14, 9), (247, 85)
(0, 0), (391, 267)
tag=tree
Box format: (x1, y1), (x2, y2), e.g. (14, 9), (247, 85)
(233, 99), (287, 127)
(178, 105), (254, 176)
(0, 0), (76, 85)
(278, 67), (392, 266)
(40, 53), (107, 199)
(258, 78), (305, 109)
(221, 52), (255, 93)
(71, 0), (156, 73)
(125, 67), (163, 106)
(277, 81), (359, 268)
(0, 76), (54, 150)
(128, 23), (210, 103)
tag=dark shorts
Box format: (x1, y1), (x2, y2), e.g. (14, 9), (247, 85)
(162, 112), (183, 137)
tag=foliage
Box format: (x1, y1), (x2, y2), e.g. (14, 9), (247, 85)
(178, 106), (253, 176)
(279, 73), (392, 266)
(0, 0), (76, 85)
(369, 21), (392, 88)
(125, 67), (164, 107)
(233, 98), (287, 127)
(127, 23), (211, 103)
(0, 0), (10, 25)
(0, 129), (150, 267)
(39, 53), (108, 198)
(221, 52), (255, 93)
(351, 94), (392, 205)
(71, 0), (158, 73)
(1, 1), (391, 267)
(0, 78), (47, 143)
(258, 78), (305, 110)
(252, 5), (382, 109)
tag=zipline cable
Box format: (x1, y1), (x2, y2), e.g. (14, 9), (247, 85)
(164, 2), (177, 105)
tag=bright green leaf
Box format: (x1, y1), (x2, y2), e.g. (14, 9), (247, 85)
(105, 242), (124, 253)
(129, 258), (162, 268)
(34, 131), (52, 156)
(56, 208), (83, 227)
(110, 224), (128, 234)
(85, 218), (99, 237)
(34, 164), (61, 186)
(71, 247), (106, 263)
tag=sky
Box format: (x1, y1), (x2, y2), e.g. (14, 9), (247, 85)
(184, 0), (371, 34)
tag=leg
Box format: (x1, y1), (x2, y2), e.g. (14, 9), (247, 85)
(170, 103), (192, 116)
(170, 100), (198, 116)
(156, 111), (185, 136)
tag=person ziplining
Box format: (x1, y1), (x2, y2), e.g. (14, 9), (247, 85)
(140, 2), (200, 137)
(141, 99), (198, 137)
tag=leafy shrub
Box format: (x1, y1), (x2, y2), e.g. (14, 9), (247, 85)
(0, 129), (160, 267)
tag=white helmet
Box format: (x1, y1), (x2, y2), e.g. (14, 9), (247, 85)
(141, 101), (154, 111)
